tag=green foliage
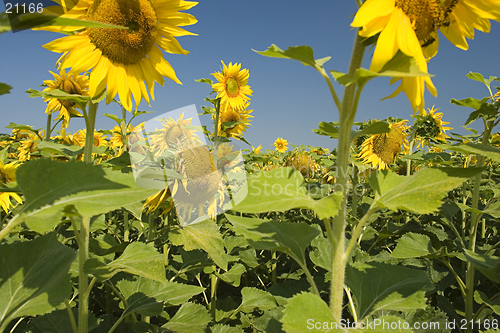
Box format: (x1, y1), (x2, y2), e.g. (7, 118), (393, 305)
(254, 44), (330, 69)
(0, 233), (76, 331)
(161, 302), (212, 333)
(0, 82), (12, 96)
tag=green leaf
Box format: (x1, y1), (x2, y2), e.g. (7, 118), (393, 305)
(474, 290), (500, 315)
(102, 113), (124, 125)
(216, 263), (246, 287)
(369, 167), (482, 214)
(169, 219), (229, 271)
(195, 78), (213, 85)
(162, 302), (211, 333)
(117, 277), (204, 316)
(231, 167), (341, 219)
(451, 97), (497, 125)
(483, 201), (500, 218)
(11, 159), (156, 232)
(30, 308), (98, 333)
(346, 262), (432, 320)
(466, 72), (497, 87)
(211, 324), (245, 333)
(0, 233), (76, 331)
(254, 44), (328, 68)
(312, 121), (339, 139)
(0, 83), (12, 96)
(225, 214), (320, 268)
(26, 88), (89, 105)
(36, 141), (83, 158)
(239, 287), (277, 313)
(464, 249), (500, 283)
(435, 143), (500, 163)
(391, 233), (432, 259)
(351, 122), (390, 141)
(309, 235), (331, 271)
(0, 12), (11, 34)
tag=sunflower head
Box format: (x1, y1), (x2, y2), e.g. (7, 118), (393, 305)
(150, 113), (198, 153)
(0, 161), (22, 212)
(212, 61), (253, 110)
(252, 145), (262, 154)
(358, 120), (409, 170)
(285, 152), (318, 178)
(214, 102), (253, 138)
(414, 106), (452, 145)
(274, 138), (288, 153)
(43, 69), (89, 128)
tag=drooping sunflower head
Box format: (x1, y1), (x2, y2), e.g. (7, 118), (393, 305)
(212, 61), (253, 110)
(285, 152), (319, 178)
(214, 102), (253, 138)
(274, 138), (288, 153)
(43, 69), (89, 128)
(43, 0), (198, 111)
(358, 120), (409, 170)
(0, 161), (23, 213)
(414, 105), (452, 146)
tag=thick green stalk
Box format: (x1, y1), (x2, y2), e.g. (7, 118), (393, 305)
(121, 106), (130, 242)
(328, 30), (365, 321)
(45, 113), (52, 141)
(465, 119), (494, 333)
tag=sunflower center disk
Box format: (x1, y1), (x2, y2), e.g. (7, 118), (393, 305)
(395, 0), (447, 43)
(225, 77), (240, 97)
(59, 79), (82, 109)
(87, 0), (158, 65)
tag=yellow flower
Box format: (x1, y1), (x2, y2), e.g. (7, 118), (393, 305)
(252, 145), (262, 154)
(214, 101), (253, 138)
(414, 105), (452, 147)
(274, 138), (288, 153)
(358, 120), (409, 169)
(149, 113), (198, 153)
(285, 152), (319, 178)
(352, 0), (500, 113)
(109, 122), (145, 156)
(42, 0), (198, 111)
(212, 61), (252, 111)
(0, 161), (22, 213)
(17, 132), (44, 161)
(43, 69), (89, 128)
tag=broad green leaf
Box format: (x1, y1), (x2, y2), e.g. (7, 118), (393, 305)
(116, 277), (203, 317)
(37, 141), (83, 158)
(5, 12), (128, 32)
(0, 233), (76, 331)
(369, 168), (482, 214)
(26, 88), (89, 105)
(346, 262), (432, 320)
(239, 287), (277, 313)
(0, 83), (12, 96)
(451, 97), (497, 125)
(254, 44), (328, 68)
(309, 235), (331, 271)
(11, 159), (156, 232)
(466, 72), (497, 87)
(225, 214), (320, 267)
(391, 233), (432, 259)
(195, 78), (213, 86)
(169, 219), (229, 270)
(464, 249), (500, 283)
(483, 201), (500, 218)
(435, 143), (500, 163)
(162, 302), (211, 333)
(474, 290), (500, 315)
(251, 308), (283, 333)
(216, 263), (246, 287)
(231, 167), (341, 219)
(313, 121), (339, 139)
(30, 308), (98, 333)
(351, 122), (390, 141)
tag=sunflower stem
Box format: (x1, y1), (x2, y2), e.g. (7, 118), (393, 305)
(465, 119), (494, 333)
(328, 29), (365, 322)
(83, 101), (98, 164)
(214, 98), (221, 141)
(121, 106), (130, 242)
(45, 113), (52, 141)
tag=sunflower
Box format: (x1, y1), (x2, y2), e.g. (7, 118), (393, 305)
(214, 101), (253, 138)
(212, 61), (252, 111)
(252, 145), (262, 154)
(351, 0), (500, 113)
(43, 69), (89, 128)
(149, 113), (198, 153)
(274, 138), (288, 153)
(0, 161), (22, 213)
(17, 131), (44, 161)
(358, 120), (409, 169)
(109, 122), (145, 156)
(285, 152), (319, 178)
(414, 105), (452, 147)
(42, 0), (198, 111)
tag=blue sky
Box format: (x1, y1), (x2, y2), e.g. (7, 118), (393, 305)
(1, 1), (499, 152)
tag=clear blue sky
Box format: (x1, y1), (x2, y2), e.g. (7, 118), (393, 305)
(1, 1), (499, 152)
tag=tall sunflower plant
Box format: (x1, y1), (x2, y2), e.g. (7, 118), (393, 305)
(222, 1), (500, 333)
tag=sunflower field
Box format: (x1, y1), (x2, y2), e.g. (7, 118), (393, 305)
(1, 1), (500, 333)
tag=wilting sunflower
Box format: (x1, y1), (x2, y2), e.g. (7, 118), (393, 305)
(274, 138), (288, 153)
(351, 0), (500, 113)
(414, 105), (452, 147)
(358, 120), (409, 169)
(212, 61), (252, 111)
(213, 102), (253, 138)
(285, 152), (319, 178)
(0, 161), (22, 213)
(43, 69), (89, 128)
(42, 0), (198, 111)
